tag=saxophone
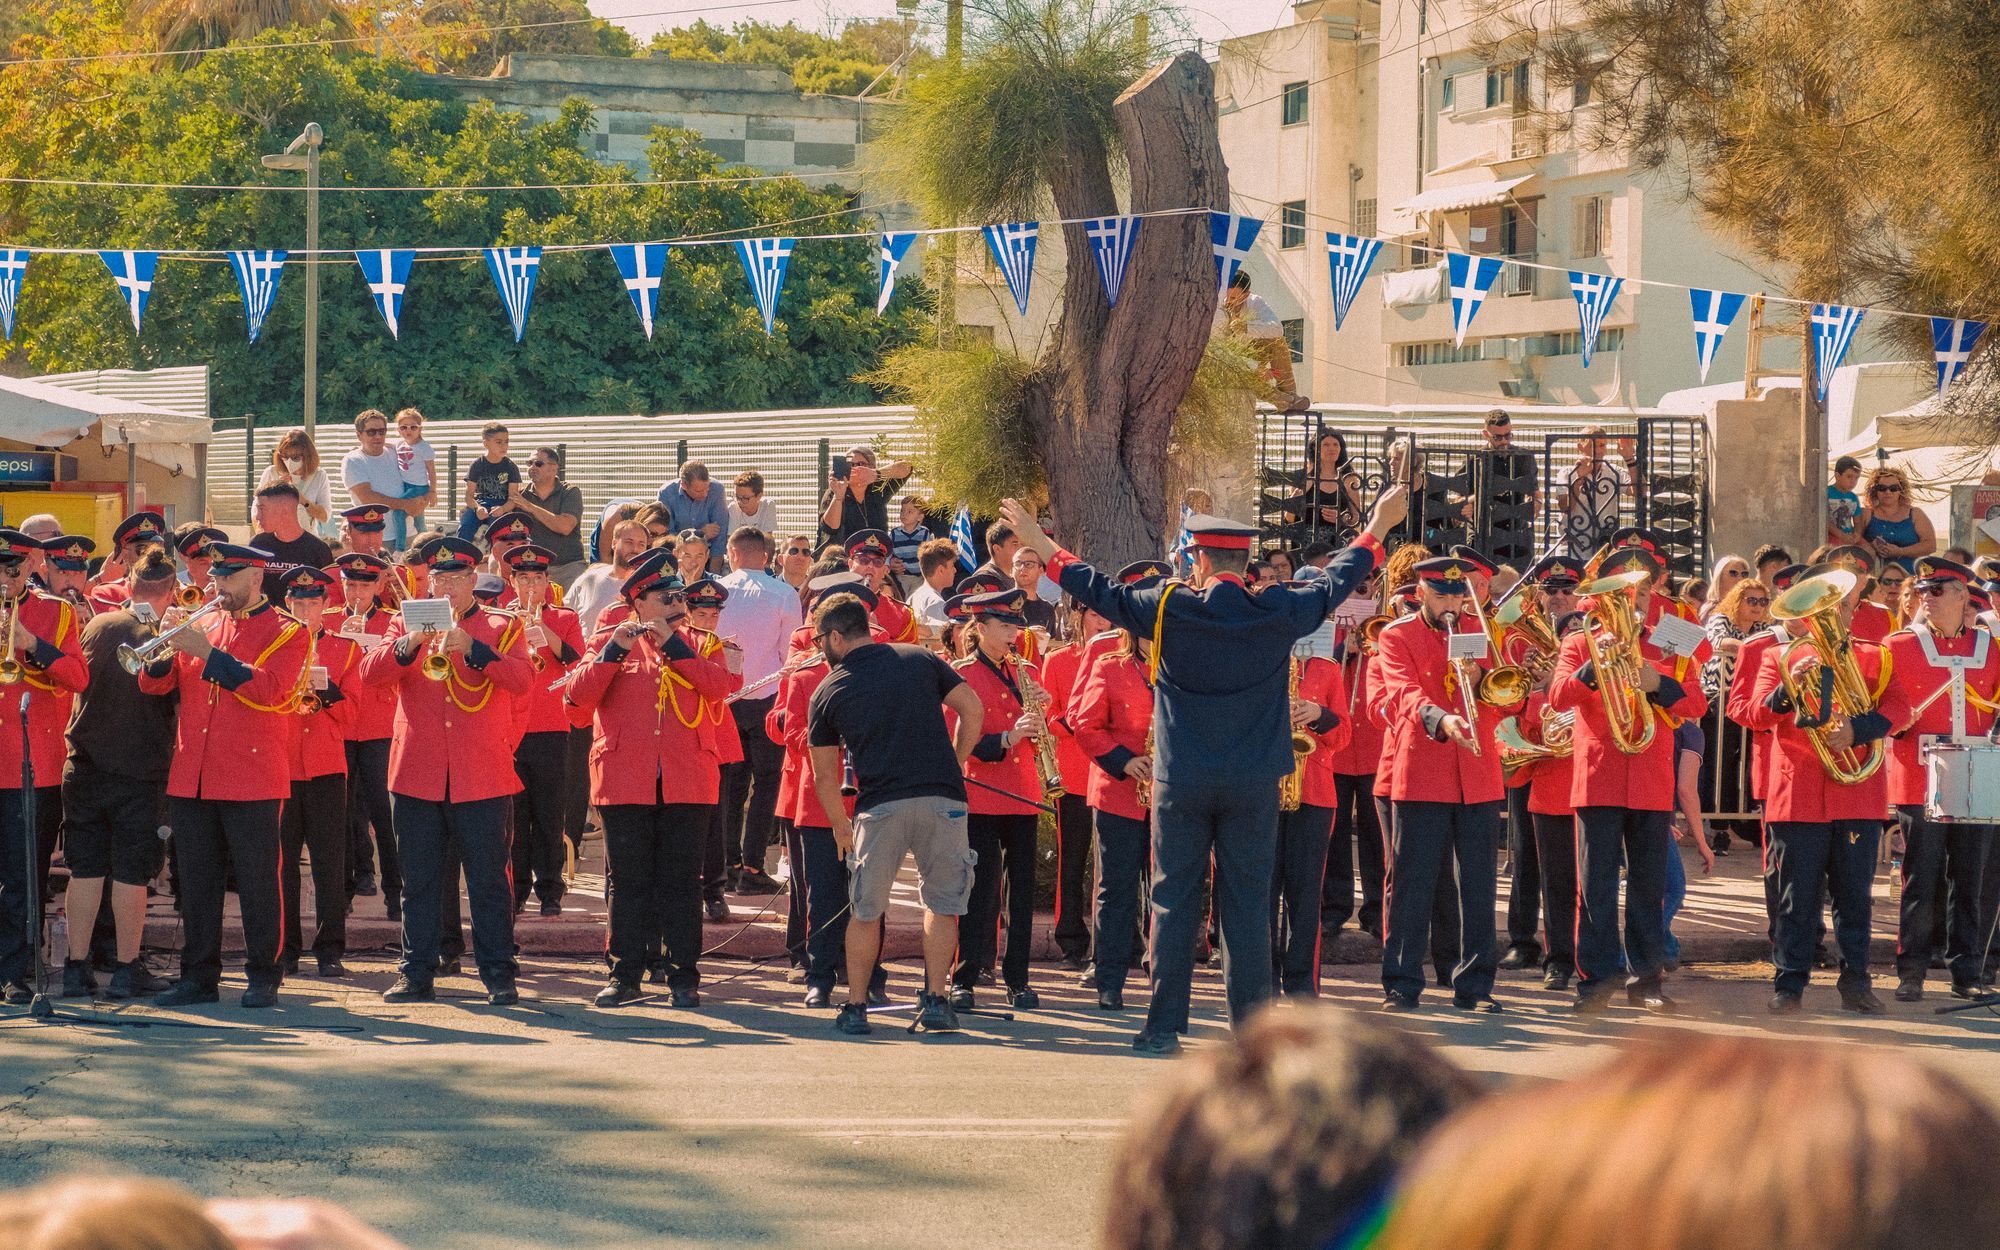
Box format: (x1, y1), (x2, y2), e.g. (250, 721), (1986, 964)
(1134, 723), (1155, 810)
(1010, 654), (1066, 799)
(1278, 655), (1317, 811)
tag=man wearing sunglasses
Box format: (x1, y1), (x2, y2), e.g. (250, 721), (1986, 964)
(844, 530), (919, 643)
(342, 410), (420, 554)
(1884, 557), (2000, 1001)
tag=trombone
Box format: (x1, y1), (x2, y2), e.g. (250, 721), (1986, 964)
(117, 598), (223, 675)
(1463, 582), (1534, 708)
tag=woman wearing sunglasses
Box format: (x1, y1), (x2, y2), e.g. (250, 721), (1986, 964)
(1700, 576), (1772, 857)
(1860, 466), (1935, 573)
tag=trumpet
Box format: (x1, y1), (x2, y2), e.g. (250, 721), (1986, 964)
(1770, 569), (1886, 785)
(522, 593), (546, 672)
(1278, 654), (1317, 811)
(419, 629), (451, 681)
(174, 582), (205, 610)
(1576, 568), (1656, 755)
(117, 597), (223, 674)
(0, 587), (20, 684)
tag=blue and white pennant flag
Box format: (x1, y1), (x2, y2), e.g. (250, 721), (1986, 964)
(0, 249), (27, 341)
(1688, 288), (1744, 384)
(485, 246), (542, 343)
(1082, 215), (1143, 308)
(1211, 211), (1262, 297)
(1931, 317), (1987, 395)
(608, 243), (669, 339)
(982, 222), (1039, 316)
(227, 250), (287, 344)
(356, 249), (413, 339)
(1567, 271), (1623, 367)
(1446, 252), (1505, 348)
(950, 505), (977, 572)
(877, 232), (916, 314)
(1809, 303), (1866, 403)
(1171, 503), (1194, 574)
(98, 250), (157, 336)
(1325, 232), (1382, 332)
(735, 237), (796, 336)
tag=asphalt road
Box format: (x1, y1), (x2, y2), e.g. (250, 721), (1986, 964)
(8, 955), (2000, 1249)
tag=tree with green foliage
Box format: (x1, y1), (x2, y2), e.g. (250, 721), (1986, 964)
(129, 0), (356, 53)
(0, 28), (926, 423)
(645, 16), (927, 97)
(375, 0), (638, 76)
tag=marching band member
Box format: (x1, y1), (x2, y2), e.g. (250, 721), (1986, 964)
(504, 544), (584, 917)
(1724, 562), (1808, 941)
(277, 566), (361, 979)
(90, 512), (170, 612)
(175, 524), (225, 593)
(1374, 555), (1520, 1013)
(1513, 613), (1582, 991)
(142, 542), (309, 1009)
(41, 535), (97, 623)
(1549, 547), (1708, 1012)
(1494, 556), (1583, 969)
(845, 529), (921, 644)
(685, 575), (746, 949)
(1745, 563), (1910, 1013)
(566, 557), (736, 1009)
(1325, 586), (1387, 943)
(361, 536), (534, 1006)
(1037, 603), (1101, 971)
(331, 552), (401, 917)
(947, 588), (1049, 1011)
(1270, 638), (1349, 996)
(481, 513), (533, 574)
(1884, 556), (2000, 1000)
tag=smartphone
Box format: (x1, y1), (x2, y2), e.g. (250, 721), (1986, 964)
(831, 454), (850, 481)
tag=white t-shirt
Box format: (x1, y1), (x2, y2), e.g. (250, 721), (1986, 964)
(727, 498), (780, 540)
(907, 581), (949, 627)
(256, 464), (334, 537)
(342, 446), (406, 510)
(566, 564), (625, 635)
(395, 438), (436, 489)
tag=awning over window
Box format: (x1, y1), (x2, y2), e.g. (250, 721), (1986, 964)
(1393, 175), (1536, 217)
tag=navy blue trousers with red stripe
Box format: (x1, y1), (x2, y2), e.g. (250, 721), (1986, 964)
(1271, 801), (1334, 995)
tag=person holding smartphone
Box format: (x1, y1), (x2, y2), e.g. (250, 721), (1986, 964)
(818, 444), (914, 551)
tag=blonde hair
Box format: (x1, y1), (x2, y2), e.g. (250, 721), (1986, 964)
(1716, 577), (1772, 628)
(0, 1177), (236, 1250)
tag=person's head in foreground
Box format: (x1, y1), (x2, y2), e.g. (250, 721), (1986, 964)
(1, 1176), (235, 1250)
(1375, 1034), (2000, 1250)
(1100, 1005), (1479, 1250)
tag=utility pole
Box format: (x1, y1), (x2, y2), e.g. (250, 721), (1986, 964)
(262, 122), (323, 436)
(935, 0), (963, 347)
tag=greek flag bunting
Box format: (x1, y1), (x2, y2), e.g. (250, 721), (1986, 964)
(0, 249), (26, 341)
(1567, 271), (1623, 367)
(98, 250), (157, 336)
(1689, 288), (1744, 384)
(982, 222), (1040, 316)
(1211, 211), (1262, 297)
(1170, 503), (1194, 574)
(1325, 232), (1382, 331)
(1931, 316), (1987, 395)
(227, 250), (288, 344)
(951, 505), (977, 572)
(1446, 252), (1505, 348)
(1082, 215), (1143, 308)
(735, 237), (797, 335)
(356, 249), (413, 339)
(608, 243), (669, 339)
(1809, 303), (1866, 402)
(877, 232), (916, 314)
(485, 246), (542, 343)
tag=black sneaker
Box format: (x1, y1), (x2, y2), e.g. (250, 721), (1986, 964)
(594, 980), (641, 1008)
(353, 872), (379, 897)
(105, 959), (167, 1000)
(948, 985), (975, 1011)
(382, 977), (435, 1003)
(486, 980), (519, 1007)
(915, 991), (959, 1033)
(1452, 992), (1503, 1014)
(1839, 987), (1885, 1015)
(737, 869), (783, 895)
(834, 1002), (871, 1035)
(317, 957), (348, 978)
(1006, 987), (1040, 1010)
(154, 981), (219, 1007)
(704, 898), (731, 923)
(1895, 979), (1925, 1003)
(1380, 991), (1419, 1013)
(61, 959), (96, 998)
(1543, 966), (1571, 992)
(669, 986), (700, 1009)
(436, 956), (463, 977)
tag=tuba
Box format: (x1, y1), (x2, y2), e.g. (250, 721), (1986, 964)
(1769, 569), (1886, 785)
(1356, 614), (1392, 655)
(1576, 568), (1656, 754)
(1278, 653), (1318, 811)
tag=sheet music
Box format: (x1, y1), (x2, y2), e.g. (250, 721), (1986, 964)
(398, 597), (453, 635)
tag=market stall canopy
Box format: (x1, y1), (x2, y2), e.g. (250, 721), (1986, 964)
(0, 373), (212, 450)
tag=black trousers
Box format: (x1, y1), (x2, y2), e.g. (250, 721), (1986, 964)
(722, 696), (783, 873)
(1375, 793), (1458, 980)
(1574, 806), (1669, 992)
(170, 796), (283, 990)
(394, 793), (514, 985)
(280, 774), (349, 962)
(795, 824), (852, 988)
(1896, 805), (1992, 986)
(1324, 773), (1383, 936)
(0, 786), (63, 983)
(956, 812), (1039, 992)
(1769, 819), (1877, 994)
(511, 731), (569, 906)
(1092, 809), (1150, 993)
(563, 726), (592, 850)
(602, 799), (706, 988)
(1382, 800), (1498, 1000)
(701, 800), (729, 903)
(781, 818), (807, 966)
(1504, 784), (1542, 956)
(345, 739), (397, 898)
(1148, 780), (1281, 1034)
(1532, 812), (1579, 975)
(1272, 802), (1334, 995)
(1052, 791), (1094, 961)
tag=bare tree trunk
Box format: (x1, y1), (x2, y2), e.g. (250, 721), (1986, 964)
(1024, 51), (1227, 566)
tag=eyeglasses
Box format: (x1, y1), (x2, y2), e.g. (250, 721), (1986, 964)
(360, 426), (387, 436)
(1744, 596), (1770, 607)
(1872, 484), (1904, 495)
(1922, 584), (1954, 598)
(850, 553), (886, 567)
(813, 629), (834, 644)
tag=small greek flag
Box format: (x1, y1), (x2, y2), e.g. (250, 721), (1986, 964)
(1325, 232), (1382, 331)
(0, 249), (27, 341)
(1689, 288), (1744, 384)
(735, 237), (796, 336)
(982, 222), (1039, 316)
(1171, 503), (1194, 574)
(1446, 252), (1505, 348)
(1082, 215), (1143, 308)
(1211, 211), (1262, 297)
(877, 231), (916, 315)
(98, 250), (157, 336)
(485, 246), (542, 343)
(228, 250), (287, 344)
(1567, 271), (1623, 367)
(609, 243), (669, 339)
(1809, 303), (1866, 403)
(356, 249), (413, 339)
(1932, 316), (1987, 395)
(951, 505), (977, 572)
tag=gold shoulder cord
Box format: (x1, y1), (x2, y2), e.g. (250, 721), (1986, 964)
(654, 632), (704, 729)
(230, 621), (309, 714)
(443, 614), (522, 714)
(1148, 583), (1177, 687)
(22, 598), (73, 694)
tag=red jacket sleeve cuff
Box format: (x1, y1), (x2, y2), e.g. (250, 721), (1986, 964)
(1048, 548), (1080, 578)
(1352, 532), (1384, 566)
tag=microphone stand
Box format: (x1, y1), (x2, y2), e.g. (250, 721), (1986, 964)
(21, 695), (50, 1018)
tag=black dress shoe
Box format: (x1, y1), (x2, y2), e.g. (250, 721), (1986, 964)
(353, 872), (379, 897)
(1895, 979), (1925, 1003)
(647, 963), (667, 985)
(1379, 991), (1419, 1013)
(62, 959), (96, 998)
(280, 956), (301, 977)
(704, 898), (731, 923)
(1058, 953), (1089, 972)
(1006, 987), (1040, 1010)
(106, 959), (167, 1000)
(435, 956), (463, 976)
(669, 986), (700, 1009)
(1453, 993), (1503, 1013)
(803, 984), (832, 1009)
(1077, 965), (1100, 989)
(1497, 946), (1535, 970)
(834, 1002), (871, 1035)
(1097, 988), (1125, 1011)
(1434, 970), (1453, 989)
(1627, 985), (1678, 1013)
(240, 984), (279, 1009)
(154, 981), (219, 1007)
(317, 958), (348, 979)
(1839, 987), (1885, 1015)
(1952, 981), (1980, 1000)
(949, 985), (975, 1011)
(1573, 989), (1616, 1014)
(595, 981), (640, 1008)
(540, 899), (562, 917)
(385, 899), (403, 922)
(486, 981), (519, 1007)
(1131, 1030), (1181, 1056)
(1543, 967), (1571, 992)
(737, 869), (783, 895)
(1769, 990), (1804, 1013)
(382, 977), (435, 1003)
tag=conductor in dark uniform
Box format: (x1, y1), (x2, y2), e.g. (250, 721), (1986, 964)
(1000, 487), (1408, 1055)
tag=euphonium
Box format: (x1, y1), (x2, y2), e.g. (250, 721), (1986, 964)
(1576, 567), (1656, 755)
(1769, 569), (1886, 785)
(1357, 614), (1391, 655)
(1493, 587), (1561, 679)
(0, 587), (21, 684)
(1010, 654), (1065, 799)
(1278, 654), (1317, 811)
